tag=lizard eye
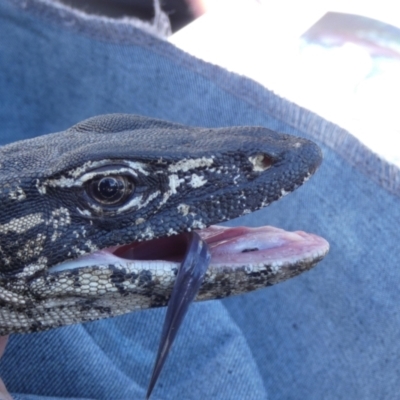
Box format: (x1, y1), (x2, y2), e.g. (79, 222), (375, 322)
(87, 176), (134, 205)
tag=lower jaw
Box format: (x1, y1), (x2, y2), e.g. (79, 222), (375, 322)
(7, 225), (329, 335)
(48, 224), (329, 295)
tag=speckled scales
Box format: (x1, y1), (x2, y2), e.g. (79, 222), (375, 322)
(0, 114), (323, 334)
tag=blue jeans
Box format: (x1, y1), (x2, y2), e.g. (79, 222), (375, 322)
(1, 1), (399, 399)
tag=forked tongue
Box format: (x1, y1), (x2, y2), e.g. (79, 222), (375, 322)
(146, 231), (211, 399)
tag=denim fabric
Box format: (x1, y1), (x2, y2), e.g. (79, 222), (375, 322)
(1, 1), (400, 399)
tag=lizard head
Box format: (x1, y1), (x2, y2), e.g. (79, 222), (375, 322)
(0, 114), (328, 334)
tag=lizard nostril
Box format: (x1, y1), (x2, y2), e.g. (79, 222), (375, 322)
(248, 154), (273, 172)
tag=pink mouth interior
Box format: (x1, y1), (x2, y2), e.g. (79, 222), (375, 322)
(49, 225), (329, 274)
(112, 225), (329, 265)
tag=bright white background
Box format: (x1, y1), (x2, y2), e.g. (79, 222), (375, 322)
(171, 0), (400, 166)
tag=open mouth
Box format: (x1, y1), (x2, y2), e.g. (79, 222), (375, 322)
(47, 223), (329, 400)
(49, 225), (329, 296)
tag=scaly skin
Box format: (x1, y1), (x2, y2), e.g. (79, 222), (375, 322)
(0, 114), (327, 334)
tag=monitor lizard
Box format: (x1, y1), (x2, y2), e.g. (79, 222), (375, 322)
(0, 114), (329, 337)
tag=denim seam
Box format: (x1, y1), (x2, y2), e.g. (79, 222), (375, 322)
(7, 0), (400, 198)
(8, 0), (170, 38)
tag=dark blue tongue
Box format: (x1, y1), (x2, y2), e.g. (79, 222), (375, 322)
(146, 231), (211, 399)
